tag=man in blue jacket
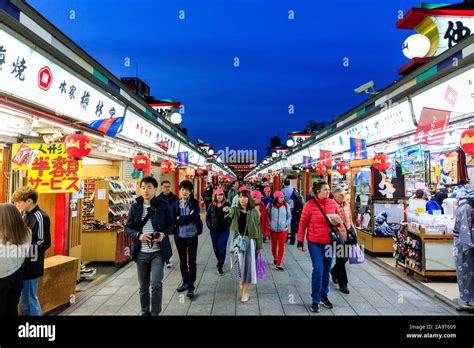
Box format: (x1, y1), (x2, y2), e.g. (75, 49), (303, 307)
(125, 176), (174, 316)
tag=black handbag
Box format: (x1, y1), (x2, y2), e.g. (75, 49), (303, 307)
(344, 224), (358, 245)
(313, 198), (345, 245)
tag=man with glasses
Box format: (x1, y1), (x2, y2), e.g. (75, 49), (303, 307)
(158, 180), (179, 268)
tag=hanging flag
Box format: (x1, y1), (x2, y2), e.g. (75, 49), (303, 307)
(350, 138), (367, 160)
(177, 151), (189, 168)
(88, 117), (124, 137)
(156, 141), (169, 152)
(414, 107), (451, 146)
(319, 150), (332, 167)
(302, 156), (313, 169)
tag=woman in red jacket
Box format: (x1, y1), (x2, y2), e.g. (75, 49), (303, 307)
(297, 181), (343, 313)
(251, 190), (270, 243)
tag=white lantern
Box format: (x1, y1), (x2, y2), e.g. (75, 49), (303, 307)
(208, 149), (214, 156)
(402, 34), (430, 59)
(272, 152), (277, 158)
(286, 139), (294, 147)
(170, 112), (183, 124)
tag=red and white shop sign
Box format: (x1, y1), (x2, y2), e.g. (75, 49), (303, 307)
(414, 107), (451, 146)
(38, 66), (53, 91)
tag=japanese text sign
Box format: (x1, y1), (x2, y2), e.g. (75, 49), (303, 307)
(12, 143), (82, 193)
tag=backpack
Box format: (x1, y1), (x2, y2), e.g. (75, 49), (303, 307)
(291, 188), (304, 214)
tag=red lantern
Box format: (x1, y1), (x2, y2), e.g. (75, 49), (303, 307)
(460, 129), (474, 155)
(337, 162), (350, 175)
(64, 133), (92, 158)
(373, 153), (392, 171)
(161, 161), (173, 173)
(196, 169), (204, 176)
(133, 154), (149, 170)
(315, 165), (326, 175)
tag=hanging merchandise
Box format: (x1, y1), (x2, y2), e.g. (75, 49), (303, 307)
(384, 152), (398, 179)
(132, 154), (149, 170)
(399, 144), (424, 175)
(372, 166), (405, 200)
(186, 167), (196, 176)
(372, 153), (392, 171)
(430, 150), (468, 185)
(64, 132), (92, 158)
(196, 169), (204, 176)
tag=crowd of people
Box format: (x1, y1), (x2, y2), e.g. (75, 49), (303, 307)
(122, 176), (358, 315)
(0, 177), (358, 316)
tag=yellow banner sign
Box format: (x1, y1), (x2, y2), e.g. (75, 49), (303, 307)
(12, 143), (82, 193)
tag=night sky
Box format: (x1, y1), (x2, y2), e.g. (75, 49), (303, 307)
(28, 0), (434, 162)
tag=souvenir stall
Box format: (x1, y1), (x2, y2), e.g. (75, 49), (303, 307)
(350, 155), (406, 254)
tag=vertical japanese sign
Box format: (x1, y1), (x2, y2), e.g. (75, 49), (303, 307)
(319, 150), (332, 167)
(414, 107), (451, 146)
(350, 138), (367, 160)
(12, 143), (82, 193)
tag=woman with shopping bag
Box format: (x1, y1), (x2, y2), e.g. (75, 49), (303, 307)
(251, 190), (270, 243)
(224, 187), (263, 302)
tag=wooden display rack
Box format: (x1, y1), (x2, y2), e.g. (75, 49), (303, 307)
(81, 179), (136, 262)
(356, 228), (394, 254)
(397, 224), (456, 279)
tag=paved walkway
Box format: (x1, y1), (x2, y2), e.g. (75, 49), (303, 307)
(61, 215), (460, 316)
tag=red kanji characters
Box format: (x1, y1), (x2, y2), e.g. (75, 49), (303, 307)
(66, 158), (79, 177)
(31, 157), (50, 176)
(49, 156), (69, 177)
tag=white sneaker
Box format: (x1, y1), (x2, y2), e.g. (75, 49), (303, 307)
(166, 262), (173, 268)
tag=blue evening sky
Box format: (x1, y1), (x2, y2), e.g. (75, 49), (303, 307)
(28, 0), (438, 161)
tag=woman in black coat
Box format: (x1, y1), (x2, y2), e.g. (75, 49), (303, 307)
(206, 188), (231, 275)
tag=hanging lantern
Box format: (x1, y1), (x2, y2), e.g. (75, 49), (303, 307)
(64, 132), (92, 158)
(133, 154), (149, 170)
(161, 161), (173, 173)
(373, 153), (392, 171)
(337, 162), (350, 175)
(196, 169), (204, 176)
(315, 165), (326, 175)
(460, 129), (474, 155)
(186, 167), (196, 176)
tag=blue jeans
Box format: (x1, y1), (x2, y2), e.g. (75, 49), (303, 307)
(210, 229), (230, 269)
(21, 278), (42, 316)
(136, 251), (164, 315)
(307, 242), (334, 304)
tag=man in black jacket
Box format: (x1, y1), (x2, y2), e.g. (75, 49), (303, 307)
(203, 182), (213, 210)
(173, 180), (201, 299)
(158, 180), (179, 268)
(125, 176), (175, 316)
(12, 186), (51, 316)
